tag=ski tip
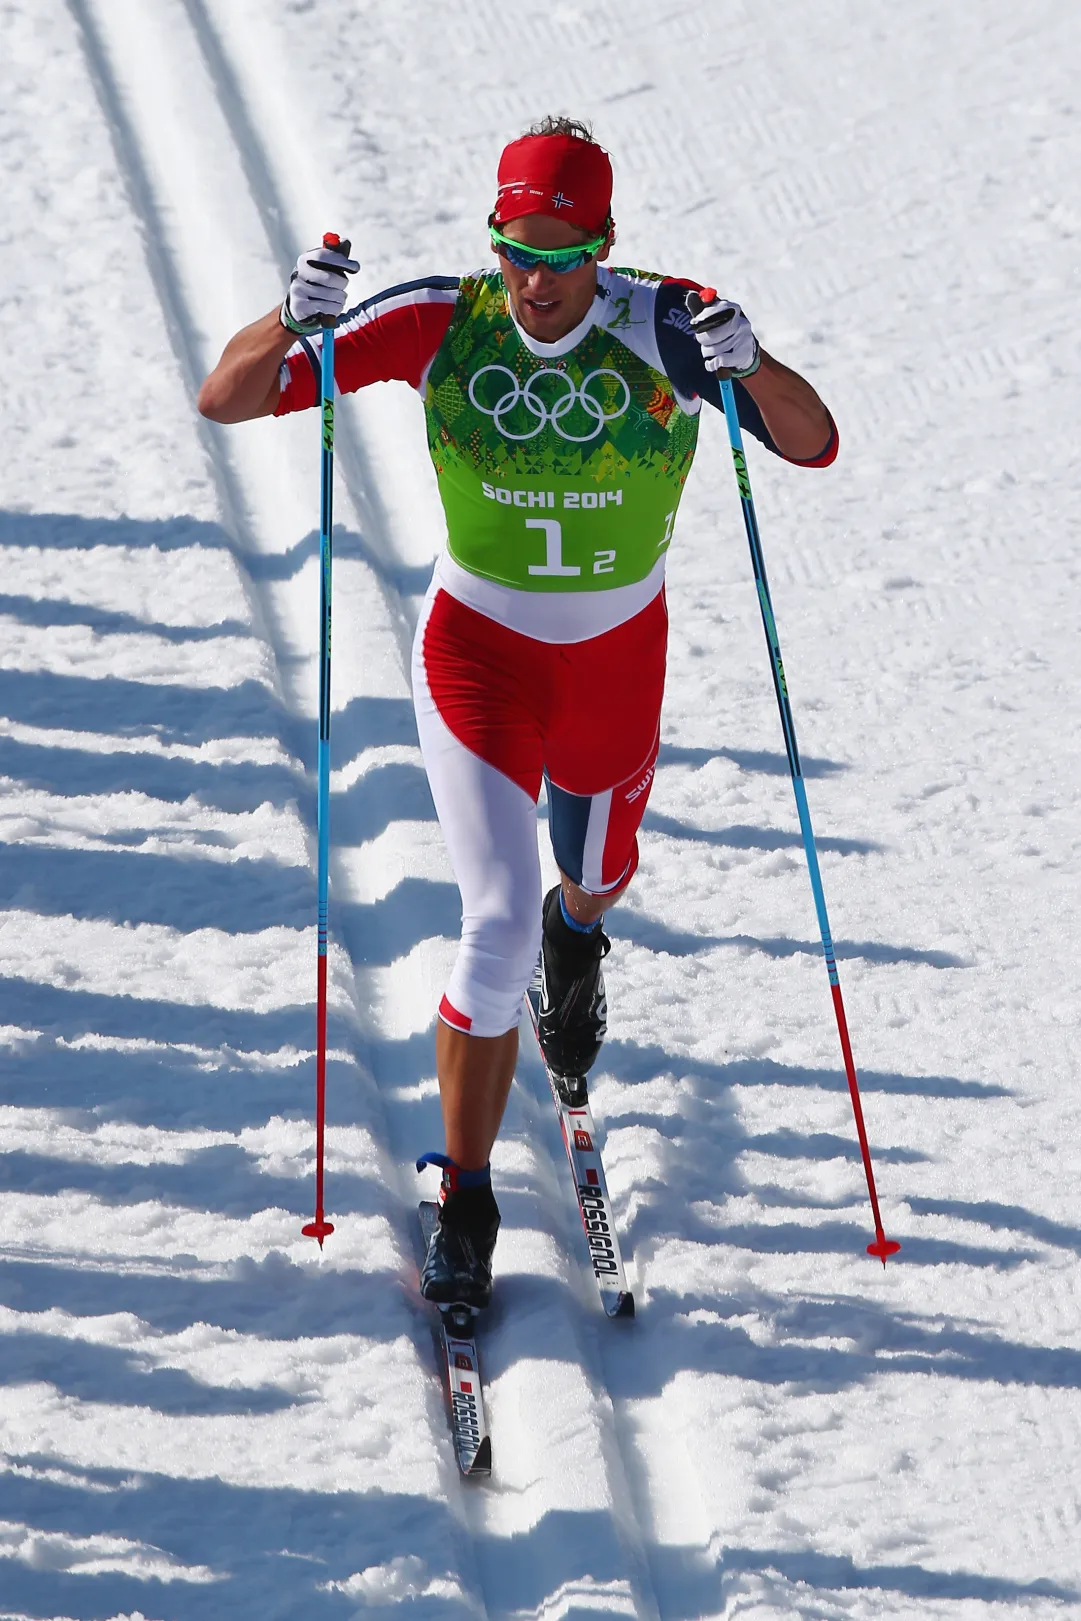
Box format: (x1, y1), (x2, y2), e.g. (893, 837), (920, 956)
(867, 1237), (901, 1265)
(465, 1435), (492, 1477)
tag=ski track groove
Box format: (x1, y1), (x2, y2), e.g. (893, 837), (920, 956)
(176, 0), (416, 667)
(66, 0), (251, 578)
(62, 1), (674, 1615)
(63, 0), (487, 1607)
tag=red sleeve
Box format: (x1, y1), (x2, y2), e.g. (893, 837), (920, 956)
(275, 277), (459, 415)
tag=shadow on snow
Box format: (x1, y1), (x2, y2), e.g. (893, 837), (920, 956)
(1, 505), (1069, 1616)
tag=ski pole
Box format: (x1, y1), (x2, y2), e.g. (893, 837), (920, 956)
(687, 290), (899, 1264)
(303, 231), (348, 1248)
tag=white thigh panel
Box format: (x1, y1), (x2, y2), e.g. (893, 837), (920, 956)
(412, 590), (543, 1037)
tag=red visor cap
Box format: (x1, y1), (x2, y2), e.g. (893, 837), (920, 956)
(492, 134), (613, 235)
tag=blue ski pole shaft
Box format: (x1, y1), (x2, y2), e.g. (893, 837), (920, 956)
(303, 231), (348, 1247)
(689, 291), (898, 1262)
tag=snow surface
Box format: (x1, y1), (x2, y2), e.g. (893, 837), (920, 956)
(2, 0), (1080, 1616)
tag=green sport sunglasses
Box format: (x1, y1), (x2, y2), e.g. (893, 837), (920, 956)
(489, 219), (610, 274)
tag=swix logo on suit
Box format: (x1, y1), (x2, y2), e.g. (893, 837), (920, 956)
(424, 270), (700, 593)
(625, 762), (656, 803)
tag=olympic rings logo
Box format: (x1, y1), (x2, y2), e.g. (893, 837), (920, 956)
(468, 364), (631, 442)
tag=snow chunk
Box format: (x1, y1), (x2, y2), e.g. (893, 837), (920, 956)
(0, 1520), (218, 1583)
(323, 1555), (474, 1608)
(0, 780), (307, 866)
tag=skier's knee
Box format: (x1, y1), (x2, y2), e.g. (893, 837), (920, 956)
(443, 905), (542, 1037)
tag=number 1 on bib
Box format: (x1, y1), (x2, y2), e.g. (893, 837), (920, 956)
(526, 518), (580, 577)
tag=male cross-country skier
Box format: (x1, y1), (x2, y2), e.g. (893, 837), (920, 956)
(199, 117), (837, 1313)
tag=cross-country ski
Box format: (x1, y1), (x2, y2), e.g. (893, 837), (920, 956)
(418, 1201), (492, 1478)
(525, 968), (635, 1318)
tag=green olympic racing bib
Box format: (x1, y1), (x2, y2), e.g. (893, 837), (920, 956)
(423, 270), (699, 592)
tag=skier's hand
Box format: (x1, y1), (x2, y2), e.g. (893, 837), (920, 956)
(280, 235), (359, 335)
(687, 287), (761, 379)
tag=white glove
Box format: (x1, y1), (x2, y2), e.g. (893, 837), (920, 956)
(280, 236), (359, 335)
(688, 289), (761, 379)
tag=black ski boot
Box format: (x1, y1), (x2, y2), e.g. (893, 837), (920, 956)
(537, 884), (611, 1093)
(419, 1160), (500, 1311)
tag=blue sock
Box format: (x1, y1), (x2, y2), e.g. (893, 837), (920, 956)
(560, 889), (601, 934)
(416, 1151), (490, 1190)
(451, 1162), (491, 1190)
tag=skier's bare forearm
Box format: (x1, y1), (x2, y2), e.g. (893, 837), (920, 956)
(197, 308), (293, 423)
(740, 351), (834, 463)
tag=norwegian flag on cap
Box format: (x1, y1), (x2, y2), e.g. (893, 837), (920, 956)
(492, 133), (613, 234)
